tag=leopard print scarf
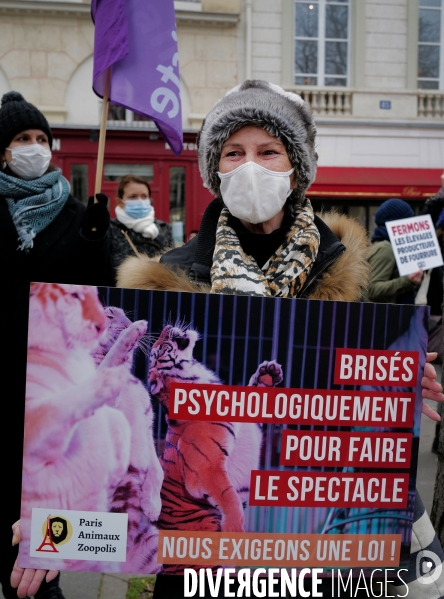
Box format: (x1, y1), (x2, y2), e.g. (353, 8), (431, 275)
(210, 200), (320, 298)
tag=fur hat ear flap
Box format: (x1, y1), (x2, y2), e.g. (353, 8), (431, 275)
(197, 80), (317, 200)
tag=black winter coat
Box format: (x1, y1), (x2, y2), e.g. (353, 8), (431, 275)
(1, 194), (114, 289)
(160, 199), (345, 299)
(109, 218), (174, 270)
(0, 193), (114, 587)
(420, 187), (444, 315)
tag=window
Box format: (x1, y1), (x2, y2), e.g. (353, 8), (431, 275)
(174, 0), (202, 11)
(169, 166), (186, 245)
(294, 0), (350, 86)
(108, 103), (126, 121)
(107, 102), (154, 126)
(70, 164), (88, 206)
(418, 0), (443, 89)
(104, 164), (154, 182)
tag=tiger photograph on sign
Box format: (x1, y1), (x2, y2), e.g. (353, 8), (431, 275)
(18, 283), (427, 576)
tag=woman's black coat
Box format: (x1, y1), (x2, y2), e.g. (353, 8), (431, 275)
(0, 194), (113, 288)
(0, 193), (113, 590)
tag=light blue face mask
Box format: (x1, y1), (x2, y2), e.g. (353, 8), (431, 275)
(124, 198), (152, 219)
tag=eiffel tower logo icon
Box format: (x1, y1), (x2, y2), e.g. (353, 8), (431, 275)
(36, 515), (58, 553)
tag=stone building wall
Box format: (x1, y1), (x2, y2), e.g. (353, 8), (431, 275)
(251, 0), (282, 83)
(0, 8), (93, 123)
(176, 19), (241, 128)
(364, 0), (409, 90)
(0, 0), (243, 128)
(0, 0), (443, 171)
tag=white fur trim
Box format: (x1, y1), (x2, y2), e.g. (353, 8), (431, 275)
(267, 82), (305, 106)
(224, 83), (242, 97)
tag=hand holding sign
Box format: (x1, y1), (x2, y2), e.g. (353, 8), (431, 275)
(407, 268), (423, 284)
(422, 352), (444, 422)
(10, 521), (59, 599)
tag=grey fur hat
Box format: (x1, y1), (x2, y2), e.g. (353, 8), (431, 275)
(197, 80), (317, 199)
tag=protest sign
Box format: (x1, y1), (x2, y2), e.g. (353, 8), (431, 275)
(386, 213), (443, 276)
(18, 283), (427, 577)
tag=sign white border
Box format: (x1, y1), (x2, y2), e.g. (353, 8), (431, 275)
(386, 214), (443, 276)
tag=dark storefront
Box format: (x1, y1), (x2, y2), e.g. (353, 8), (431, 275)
(51, 126), (443, 239)
(50, 126), (213, 242)
(308, 167), (443, 238)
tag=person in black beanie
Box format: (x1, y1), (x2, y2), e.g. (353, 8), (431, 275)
(364, 198), (423, 304)
(0, 91), (114, 599)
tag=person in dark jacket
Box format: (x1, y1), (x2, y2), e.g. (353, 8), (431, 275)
(0, 91), (113, 599)
(116, 80), (444, 599)
(419, 179), (444, 452)
(109, 174), (173, 272)
(364, 198), (423, 305)
(420, 177), (444, 318)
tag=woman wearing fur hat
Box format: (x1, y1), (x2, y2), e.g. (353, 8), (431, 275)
(116, 80), (444, 598)
(120, 80), (368, 302)
(0, 90), (113, 599)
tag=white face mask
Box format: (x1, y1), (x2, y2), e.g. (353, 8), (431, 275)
(218, 161), (294, 224)
(5, 144), (52, 180)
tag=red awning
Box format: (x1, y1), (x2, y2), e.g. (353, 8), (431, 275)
(307, 167), (442, 199)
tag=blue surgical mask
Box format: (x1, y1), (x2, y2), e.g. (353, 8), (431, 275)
(124, 198), (152, 219)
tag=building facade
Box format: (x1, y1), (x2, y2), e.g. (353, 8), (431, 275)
(0, 0), (443, 236)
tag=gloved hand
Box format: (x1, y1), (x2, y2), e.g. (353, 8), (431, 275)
(81, 193), (110, 240)
(436, 207), (444, 229)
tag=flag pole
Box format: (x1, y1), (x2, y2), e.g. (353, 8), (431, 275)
(94, 67), (111, 201)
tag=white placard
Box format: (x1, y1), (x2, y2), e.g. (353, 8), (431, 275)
(30, 508), (128, 562)
(386, 214), (443, 276)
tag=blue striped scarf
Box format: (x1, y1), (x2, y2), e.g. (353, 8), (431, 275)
(0, 168), (70, 251)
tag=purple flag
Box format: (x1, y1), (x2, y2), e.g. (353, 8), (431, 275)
(91, 0), (183, 155)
